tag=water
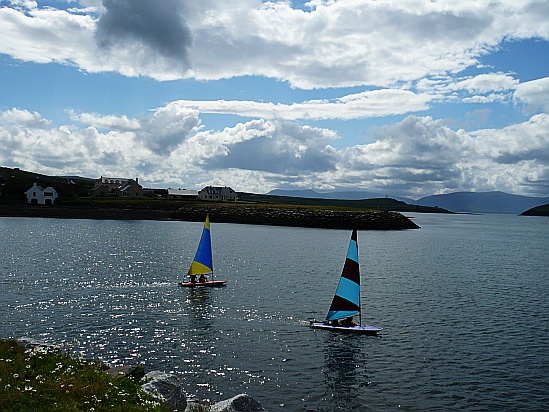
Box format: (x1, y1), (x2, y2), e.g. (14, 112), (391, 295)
(1, 214), (548, 411)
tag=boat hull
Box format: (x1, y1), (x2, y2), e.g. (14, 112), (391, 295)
(179, 280), (228, 287)
(310, 321), (382, 334)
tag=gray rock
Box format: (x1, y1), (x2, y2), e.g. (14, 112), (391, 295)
(211, 394), (266, 412)
(17, 338), (64, 354)
(105, 365), (145, 379)
(141, 371), (187, 411)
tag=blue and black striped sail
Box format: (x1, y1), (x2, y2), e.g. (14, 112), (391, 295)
(326, 229), (360, 321)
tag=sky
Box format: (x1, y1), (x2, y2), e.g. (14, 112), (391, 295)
(0, 0), (548, 200)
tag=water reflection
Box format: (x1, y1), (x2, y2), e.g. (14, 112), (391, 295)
(322, 334), (374, 411)
(180, 287), (219, 398)
(186, 287), (215, 332)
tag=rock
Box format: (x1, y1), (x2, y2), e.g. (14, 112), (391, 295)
(141, 371), (187, 411)
(105, 365), (145, 379)
(17, 338), (64, 354)
(210, 394), (266, 412)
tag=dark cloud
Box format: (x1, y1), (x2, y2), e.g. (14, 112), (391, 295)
(96, 0), (193, 66)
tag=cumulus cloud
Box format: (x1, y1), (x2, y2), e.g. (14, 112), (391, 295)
(514, 77), (549, 114)
(2, 106), (548, 197)
(137, 103), (201, 154)
(332, 114), (549, 197)
(195, 119), (338, 174)
(188, 0), (549, 88)
(1, 0), (548, 87)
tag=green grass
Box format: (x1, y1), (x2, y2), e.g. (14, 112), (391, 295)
(0, 339), (172, 412)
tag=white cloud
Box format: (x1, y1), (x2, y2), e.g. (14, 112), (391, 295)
(1, 1), (548, 87)
(322, 114), (549, 198)
(514, 77), (549, 114)
(70, 111), (141, 131)
(452, 73), (519, 94)
(416, 73), (519, 105)
(2, 106), (548, 197)
(195, 119), (339, 174)
(174, 89), (432, 120)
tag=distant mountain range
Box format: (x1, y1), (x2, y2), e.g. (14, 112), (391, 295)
(415, 191), (549, 214)
(268, 189), (549, 214)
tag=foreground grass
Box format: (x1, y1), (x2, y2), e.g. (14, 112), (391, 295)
(0, 339), (171, 412)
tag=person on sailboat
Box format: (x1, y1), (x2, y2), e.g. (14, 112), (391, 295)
(340, 317), (357, 327)
(199, 274), (207, 282)
(190, 274), (197, 283)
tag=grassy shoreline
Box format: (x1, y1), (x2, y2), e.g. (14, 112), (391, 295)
(0, 339), (170, 412)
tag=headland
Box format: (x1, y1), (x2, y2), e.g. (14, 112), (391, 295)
(0, 201), (420, 230)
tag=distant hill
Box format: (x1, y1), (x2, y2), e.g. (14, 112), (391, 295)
(416, 191), (549, 214)
(268, 189), (415, 204)
(521, 203), (549, 217)
(239, 192), (449, 213)
(0, 166), (96, 203)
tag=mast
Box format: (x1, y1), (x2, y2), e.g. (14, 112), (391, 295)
(357, 229), (362, 326)
(210, 215), (214, 281)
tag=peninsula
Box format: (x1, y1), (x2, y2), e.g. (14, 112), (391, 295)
(0, 201), (420, 230)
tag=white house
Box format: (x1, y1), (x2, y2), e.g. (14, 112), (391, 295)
(26, 182), (59, 205)
(198, 186), (237, 201)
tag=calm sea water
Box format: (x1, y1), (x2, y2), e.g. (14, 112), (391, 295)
(1, 214), (548, 411)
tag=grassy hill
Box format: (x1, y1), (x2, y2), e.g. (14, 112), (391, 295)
(238, 192), (450, 213)
(0, 167), (95, 204)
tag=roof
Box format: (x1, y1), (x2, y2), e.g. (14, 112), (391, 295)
(168, 188), (198, 196)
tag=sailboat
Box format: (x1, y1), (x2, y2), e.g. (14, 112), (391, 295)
(310, 229), (382, 334)
(179, 215), (228, 287)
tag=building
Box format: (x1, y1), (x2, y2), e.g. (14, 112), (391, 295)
(26, 182), (58, 205)
(90, 176), (144, 198)
(198, 186), (237, 201)
(167, 188), (199, 200)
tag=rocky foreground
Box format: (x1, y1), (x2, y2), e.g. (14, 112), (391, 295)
(0, 203), (419, 230)
(17, 338), (266, 412)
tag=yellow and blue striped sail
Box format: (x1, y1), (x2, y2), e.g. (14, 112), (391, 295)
(187, 215), (213, 276)
(326, 229), (361, 321)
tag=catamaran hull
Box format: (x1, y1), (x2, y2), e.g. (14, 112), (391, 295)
(310, 322), (382, 334)
(179, 280), (228, 287)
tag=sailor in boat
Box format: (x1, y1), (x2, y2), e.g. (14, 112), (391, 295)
(190, 274), (197, 283)
(339, 317), (357, 327)
(199, 274), (207, 283)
